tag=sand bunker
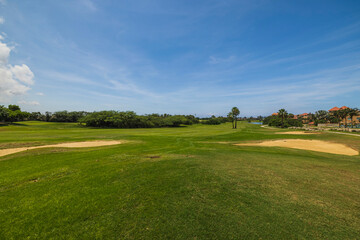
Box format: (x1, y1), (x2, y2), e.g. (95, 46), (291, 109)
(0, 141), (122, 157)
(235, 139), (358, 156)
(275, 131), (319, 135)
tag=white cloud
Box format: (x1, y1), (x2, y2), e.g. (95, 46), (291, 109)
(0, 67), (31, 98)
(36, 92), (44, 96)
(0, 39), (35, 101)
(0, 17), (4, 24)
(18, 100), (40, 106)
(10, 64), (35, 85)
(0, 41), (10, 64)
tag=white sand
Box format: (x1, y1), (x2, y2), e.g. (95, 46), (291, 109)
(235, 139), (358, 156)
(0, 141), (122, 157)
(275, 131), (319, 135)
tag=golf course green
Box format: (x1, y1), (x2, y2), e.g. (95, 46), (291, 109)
(1, 121), (359, 239)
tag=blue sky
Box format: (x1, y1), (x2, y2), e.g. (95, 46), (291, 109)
(0, 0), (359, 117)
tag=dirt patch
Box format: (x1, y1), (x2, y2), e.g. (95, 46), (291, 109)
(0, 140), (122, 157)
(235, 139), (358, 156)
(275, 131), (319, 135)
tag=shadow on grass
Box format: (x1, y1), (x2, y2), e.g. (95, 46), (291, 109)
(0, 122), (9, 127)
(80, 124), (189, 130)
(0, 122), (29, 127)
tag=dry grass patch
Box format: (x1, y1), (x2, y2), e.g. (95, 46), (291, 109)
(235, 139), (358, 156)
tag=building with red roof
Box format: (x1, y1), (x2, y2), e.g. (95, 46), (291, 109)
(297, 113), (310, 123)
(329, 106), (349, 111)
(328, 106), (360, 127)
(328, 107), (340, 112)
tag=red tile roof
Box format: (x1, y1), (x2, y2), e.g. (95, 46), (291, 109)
(299, 113), (308, 116)
(340, 106), (349, 109)
(329, 107), (340, 111)
(272, 113), (278, 116)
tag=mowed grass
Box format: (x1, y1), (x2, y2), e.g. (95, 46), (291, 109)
(0, 121), (359, 239)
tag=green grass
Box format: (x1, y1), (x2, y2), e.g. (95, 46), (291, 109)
(1, 121), (359, 239)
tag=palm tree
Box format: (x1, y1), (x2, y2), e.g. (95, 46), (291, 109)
(227, 112), (234, 129)
(277, 109), (288, 128)
(348, 108), (359, 128)
(315, 110), (328, 124)
(332, 110), (341, 127)
(338, 108), (350, 128)
(231, 107), (240, 129)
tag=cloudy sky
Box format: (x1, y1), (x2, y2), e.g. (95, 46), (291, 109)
(0, 0), (359, 116)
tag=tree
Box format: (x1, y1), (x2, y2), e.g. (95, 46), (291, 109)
(315, 110), (329, 125)
(227, 112), (234, 128)
(277, 109), (288, 128)
(338, 108), (350, 128)
(231, 107), (240, 129)
(7, 110), (23, 122)
(0, 105), (9, 122)
(8, 104), (21, 111)
(348, 108), (359, 128)
(30, 112), (43, 121)
(332, 110), (341, 127)
(45, 112), (52, 122)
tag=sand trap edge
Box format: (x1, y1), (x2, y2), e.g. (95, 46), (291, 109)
(0, 140), (123, 158)
(275, 131), (320, 135)
(234, 139), (358, 156)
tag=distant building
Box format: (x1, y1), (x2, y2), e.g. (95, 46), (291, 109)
(298, 113), (310, 124)
(328, 106), (340, 112)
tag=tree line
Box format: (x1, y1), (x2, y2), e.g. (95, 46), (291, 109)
(263, 107), (360, 128)
(79, 111), (200, 128)
(0, 105), (247, 129)
(0, 104), (232, 128)
(263, 110), (304, 128)
(0, 105), (88, 123)
(303, 108), (359, 127)
(0, 104), (265, 129)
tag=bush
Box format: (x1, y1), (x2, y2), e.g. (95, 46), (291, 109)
(0, 106), (9, 122)
(202, 118), (222, 125)
(264, 115), (303, 128)
(50, 111), (88, 122)
(201, 116), (228, 125)
(79, 111), (195, 128)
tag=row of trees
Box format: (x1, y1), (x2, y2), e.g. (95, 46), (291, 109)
(264, 107), (360, 128)
(0, 105), (88, 123)
(201, 116), (228, 125)
(263, 109), (303, 128)
(1, 104), (244, 129)
(294, 108), (358, 127)
(0, 105), (31, 123)
(79, 111), (199, 128)
(330, 108), (359, 128)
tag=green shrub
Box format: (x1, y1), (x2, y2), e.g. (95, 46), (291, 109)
(264, 115), (303, 128)
(79, 111), (196, 128)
